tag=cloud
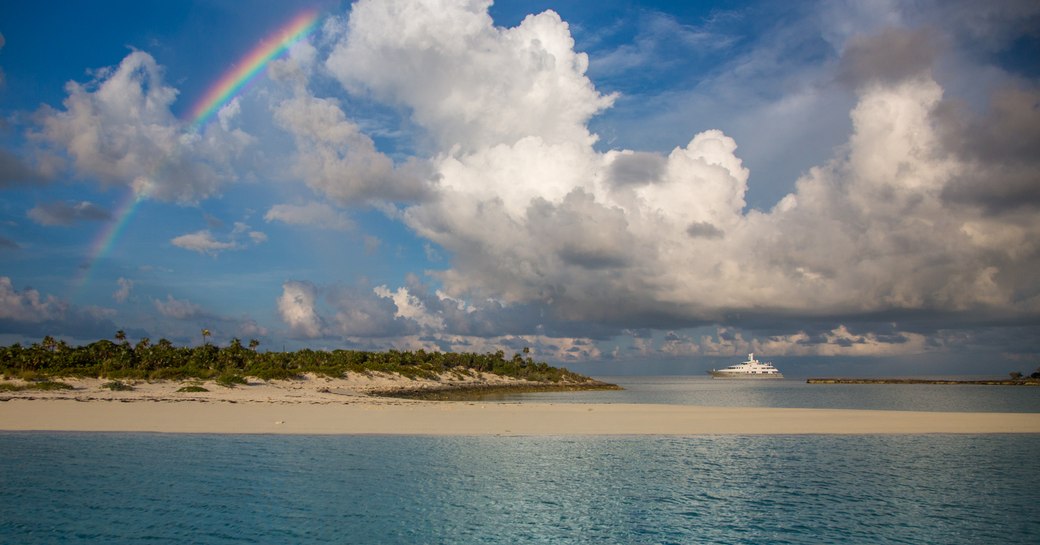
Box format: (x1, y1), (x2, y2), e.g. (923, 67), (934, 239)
(589, 10), (737, 80)
(327, 0), (614, 153)
(275, 277), (603, 360)
(27, 200), (111, 226)
(0, 276), (123, 340)
(154, 294), (204, 320)
(325, 285), (420, 338)
(606, 151), (667, 187)
(264, 202), (354, 231)
(0, 237), (19, 250)
(30, 50), (245, 202)
(113, 277), (133, 303)
(170, 230), (238, 255)
(217, 97), (241, 132)
(656, 324), (931, 359)
(934, 86), (1040, 213)
(170, 221), (265, 255)
(8, 1), (1036, 364)
(837, 27), (938, 88)
(323, 1), (1038, 355)
(0, 277), (64, 322)
(275, 280), (421, 339)
(237, 319), (269, 339)
(277, 281), (325, 338)
(272, 92), (429, 204)
(0, 148), (48, 187)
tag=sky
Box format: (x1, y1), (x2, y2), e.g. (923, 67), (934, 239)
(0, 0), (1038, 376)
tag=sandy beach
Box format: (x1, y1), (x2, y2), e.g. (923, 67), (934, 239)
(1, 374), (1039, 435)
(3, 399), (1040, 435)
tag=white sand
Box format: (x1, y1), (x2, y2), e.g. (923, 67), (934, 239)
(1, 375), (1038, 435)
(0, 372), (533, 404)
(3, 400), (1040, 435)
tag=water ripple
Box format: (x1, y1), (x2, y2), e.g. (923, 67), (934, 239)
(1, 433), (1038, 544)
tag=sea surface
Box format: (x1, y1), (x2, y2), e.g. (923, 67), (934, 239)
(2, 378), (1039, 544)
(486, 375), (1040, 413)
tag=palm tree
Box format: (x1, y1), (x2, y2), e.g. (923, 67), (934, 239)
(201, 329), (211, 346)
(114, 330), (127, 344)
(248, 339), (260, 351)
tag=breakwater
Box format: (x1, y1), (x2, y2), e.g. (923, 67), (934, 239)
(807, 378), (1040, 386)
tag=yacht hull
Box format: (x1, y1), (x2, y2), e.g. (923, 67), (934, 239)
(709, 371), (784, 379)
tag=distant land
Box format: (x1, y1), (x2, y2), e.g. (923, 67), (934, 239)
(0, 334), (620, 399)
(807, 378), (1040, 386)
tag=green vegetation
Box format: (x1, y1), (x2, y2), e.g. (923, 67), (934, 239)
(176, 385), (209, 393)
(1010, 367), (1040, 380)
(215, 373), (247, 388)
(0, 380), (74, 391)
(0, 334), (598, 386)
(102, 380), (134, 391)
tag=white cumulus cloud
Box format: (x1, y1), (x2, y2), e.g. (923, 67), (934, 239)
(31, 51), (247, 202)
(277, 281), (325, 338)
(333, 2), (1038, 327)
(328, 0), (614, 153)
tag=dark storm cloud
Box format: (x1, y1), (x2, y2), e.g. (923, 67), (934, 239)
(935, 87), (1040, 212)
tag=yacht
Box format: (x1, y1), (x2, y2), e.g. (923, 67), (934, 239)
(709, 353), (784, 379)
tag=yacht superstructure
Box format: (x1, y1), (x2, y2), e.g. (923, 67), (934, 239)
(709, 353), (784, 379)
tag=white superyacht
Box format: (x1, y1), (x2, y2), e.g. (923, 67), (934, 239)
(709, 353), (784, 379)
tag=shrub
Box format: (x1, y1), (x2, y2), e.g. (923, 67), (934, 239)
(215, 373), (247, 388)
(102, 380), (134, 391)
(251, 368), (300, 381)
(176, 385), (209, 393)
(0, 382), (26, 392)
(16, 370), (40, 382)
(29, 380), (74, 391)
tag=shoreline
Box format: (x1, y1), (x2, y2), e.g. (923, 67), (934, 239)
(1, 399), (1039, 436)
(1, 374), (1038, 436)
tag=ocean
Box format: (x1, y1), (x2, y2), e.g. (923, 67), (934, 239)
(2, 378), (1039, 544)
(481, 375), (1040, 413)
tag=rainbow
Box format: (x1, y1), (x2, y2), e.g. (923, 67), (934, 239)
(73, 190), (144, 293)
(74, 11), (321, 296)
(188, 8), (321, 128)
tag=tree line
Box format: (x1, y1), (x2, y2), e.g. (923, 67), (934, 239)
(0, 331), (591, 384)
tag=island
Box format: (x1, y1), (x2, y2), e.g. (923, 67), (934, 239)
(0, 334), (620, 401)
(2, 335), (1040, 436)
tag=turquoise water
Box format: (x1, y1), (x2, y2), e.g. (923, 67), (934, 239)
(486, 376), (1040, 413)
(1, 433), (1038, 544)
(2, 379), (1039, 544)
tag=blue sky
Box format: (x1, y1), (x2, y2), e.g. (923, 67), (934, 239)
(1, 0), (1038, 376)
